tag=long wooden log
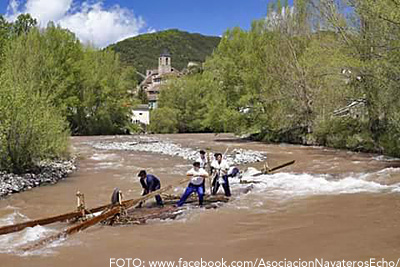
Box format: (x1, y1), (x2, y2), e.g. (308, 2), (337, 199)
(0, 202), (114, 236)
(20, 207), (121, 252)
(252, 160), (295, 177)
(0, 176), (194, 237)
(20, 177), (191, 251)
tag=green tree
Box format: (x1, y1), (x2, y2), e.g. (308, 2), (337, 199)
(12, 13), (37, 37)
(0, 81), (69, 173)
(148, 107), (179, 133)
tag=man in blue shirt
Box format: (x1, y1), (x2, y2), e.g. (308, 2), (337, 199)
(138, 170), (163, 206)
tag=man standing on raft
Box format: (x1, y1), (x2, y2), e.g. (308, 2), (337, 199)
(177, 162), (209, 207)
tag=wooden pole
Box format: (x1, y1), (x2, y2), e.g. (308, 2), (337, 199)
(252, 160), (295, 177)
(206, 148), (213, 194)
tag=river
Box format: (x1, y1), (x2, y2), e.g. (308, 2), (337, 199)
(1, 133), (400, 266)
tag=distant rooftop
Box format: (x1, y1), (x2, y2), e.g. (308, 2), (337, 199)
(133, 104), (150, 111)
(160, 48), (170, 57)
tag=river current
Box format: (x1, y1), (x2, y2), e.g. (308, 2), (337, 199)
(1, 133), (400, 266)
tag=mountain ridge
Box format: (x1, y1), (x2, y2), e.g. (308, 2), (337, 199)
(108, 29), (221, 75)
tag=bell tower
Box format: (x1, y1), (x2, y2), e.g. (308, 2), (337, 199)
(158, 49), (172, 75)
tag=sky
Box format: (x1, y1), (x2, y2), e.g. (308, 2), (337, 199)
(0, 0), (270, 48)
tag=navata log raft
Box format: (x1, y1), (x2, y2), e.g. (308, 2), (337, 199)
(0, 159), (295, 252)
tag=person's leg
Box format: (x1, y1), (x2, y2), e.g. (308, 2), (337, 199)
(212, 175), (219, 195)
(177, 185), (195, 206)
(155, 195), (163, 206)
(222, 175), (231, 197)
(196, 185), (204, 206)
(229, 167), (240, 178)
(153, 184), (163, 206)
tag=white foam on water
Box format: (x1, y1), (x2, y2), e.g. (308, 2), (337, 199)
(374, 155), (400, 161)
(215, 169), (400, 213)
(0, 210), (28, 227)
(0, 209), (74, 256)
(240, 172), (392, 196)
(90, 153), (118, 161)
(0, 224), (58, 255)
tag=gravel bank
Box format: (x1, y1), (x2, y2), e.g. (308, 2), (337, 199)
(86, 137), (267, 165)
(0, 158), (76, 198)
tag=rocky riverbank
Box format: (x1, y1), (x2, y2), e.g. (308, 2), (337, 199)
(0, 158), (76, 198)
(86, 137), (267, 165)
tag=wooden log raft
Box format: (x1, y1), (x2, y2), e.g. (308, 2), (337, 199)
(104, 195), (230, 226)
(19, 177), (192, 252)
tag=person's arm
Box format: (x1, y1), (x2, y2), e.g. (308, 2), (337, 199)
(220, 161), (229, 175)
(200, 169), (209, 178)
(210, 162), (218, 175)
(140, 178), (149, 195)
(186, 169), (194, 177)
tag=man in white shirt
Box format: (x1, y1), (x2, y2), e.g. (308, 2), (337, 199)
(211, 153), (231, 196)
(197, 150), (210, 192)
(197, 150), (208, 169)
(177, 162), (209, 206)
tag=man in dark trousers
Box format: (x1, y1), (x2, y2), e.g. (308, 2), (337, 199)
(138, 170), (163, 207)
(211, 153), (231, 197)
(176, 162), (209, 207)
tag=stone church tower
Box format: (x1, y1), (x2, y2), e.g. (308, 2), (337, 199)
(158, 49), (172, 75)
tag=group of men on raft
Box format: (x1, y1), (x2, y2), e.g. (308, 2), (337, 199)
(137, 150), (240, 207)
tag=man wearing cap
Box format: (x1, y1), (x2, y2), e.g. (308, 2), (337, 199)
(177, 162), (209, 207)
(137, 170), (163, 206)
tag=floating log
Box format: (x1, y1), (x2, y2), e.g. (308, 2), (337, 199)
(0, 203), (112, 236)
(20, 177), (192, 252)
(252, 160), (295, 177)
(20, 207), (122, 252)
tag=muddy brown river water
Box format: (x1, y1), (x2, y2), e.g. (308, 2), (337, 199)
(1, 133), (400, 266)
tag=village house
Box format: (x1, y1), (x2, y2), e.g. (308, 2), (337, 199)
(131, 104), (150, 125)
(138, 50), (182, 109)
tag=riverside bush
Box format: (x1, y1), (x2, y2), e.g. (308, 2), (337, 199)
(148, 107), (179, 133)
(0, 85), (69, 173)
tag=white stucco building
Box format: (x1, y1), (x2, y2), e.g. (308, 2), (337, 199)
(131, 104), (150, 125)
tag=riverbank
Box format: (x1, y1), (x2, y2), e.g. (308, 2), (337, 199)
(0, 158), (76, 198)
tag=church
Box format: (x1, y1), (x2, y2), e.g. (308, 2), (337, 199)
(138, 50), (182, 109)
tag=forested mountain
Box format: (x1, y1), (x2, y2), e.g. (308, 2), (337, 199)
(108, 29), (221, 74)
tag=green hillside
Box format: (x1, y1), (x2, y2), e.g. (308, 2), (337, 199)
(108, 29), (221, 75)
